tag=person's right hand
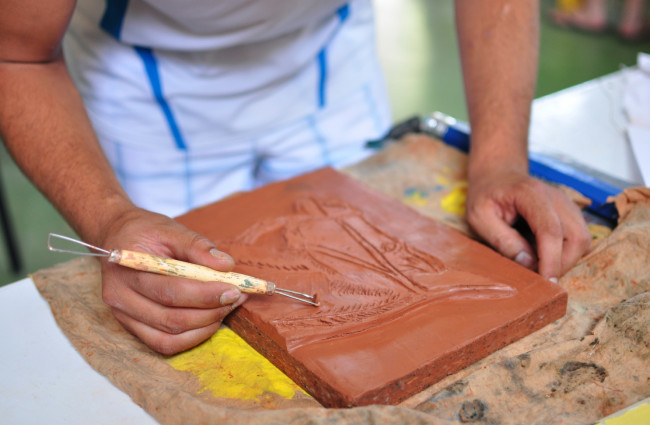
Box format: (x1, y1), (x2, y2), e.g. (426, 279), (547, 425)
(0, 0), (244, 357)
(96, 208), (248, 355)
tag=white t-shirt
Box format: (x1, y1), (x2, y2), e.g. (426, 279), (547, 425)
(100, 0), (350, 51)
(64, 0), (387, 150)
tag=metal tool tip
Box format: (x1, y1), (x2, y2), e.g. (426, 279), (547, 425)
(275, 287), (319, 306)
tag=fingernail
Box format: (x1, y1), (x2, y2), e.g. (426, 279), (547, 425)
(514, 251), (535, 269)
(220, 289), (241, 306)
(210, 248), (232, 261)
(230, 293), (248, 310)
(549, 277), (558, 284)
(210, 248), (235, 264)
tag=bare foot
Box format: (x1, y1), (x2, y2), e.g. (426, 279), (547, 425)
(551, 0), (608, 32)
(619, 0), (648, 40)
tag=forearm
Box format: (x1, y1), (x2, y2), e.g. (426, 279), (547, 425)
(0, 56), (135, 245)
(0, 55), (249, 355)
(455, 0), (539, 179)
(455, 1), (590, 278)
(0, 0), (253, 355)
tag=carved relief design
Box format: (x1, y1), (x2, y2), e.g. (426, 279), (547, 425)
(218, 197), (516, 350)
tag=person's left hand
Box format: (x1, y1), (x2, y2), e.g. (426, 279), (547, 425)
(465, 169), (592, 281)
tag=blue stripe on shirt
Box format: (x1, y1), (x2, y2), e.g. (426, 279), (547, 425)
(100, 0), (129, 39)
(338, 4), (350, 21)
(134, 46), (188, 151)
(316, 3), (351, 109)
(317, 49), (327, 108)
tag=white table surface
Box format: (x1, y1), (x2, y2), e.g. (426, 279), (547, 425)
(529, 68), (643, 186)
(0, 70), (642, 424)
(0, 278), (157, 425)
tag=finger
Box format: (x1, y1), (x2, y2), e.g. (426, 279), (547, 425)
(550, 190), (592, 275)
(106, 284), (237, 334)
(516, 188), (564, 281)
(467, 202), (537, 269)
(107, 263), (244, 308)
(529, 226), (563, 281)
(559, 223), (591, 275)
(168, 231), (235, 272)
(113, 310), (222, 356)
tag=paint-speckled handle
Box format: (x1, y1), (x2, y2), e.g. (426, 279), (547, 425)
(108, 249), (275, 295)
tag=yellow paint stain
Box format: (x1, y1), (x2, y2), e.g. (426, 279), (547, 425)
(441, 182), (467, 216)
(166, 327), (305, 401)
(601, 402), (650, 425)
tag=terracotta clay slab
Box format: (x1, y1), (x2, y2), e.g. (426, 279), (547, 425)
(176, 168), (567, 408)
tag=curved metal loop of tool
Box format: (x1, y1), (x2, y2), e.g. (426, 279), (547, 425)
(47, 233), (111, 257)
(275, 288), (319, 307)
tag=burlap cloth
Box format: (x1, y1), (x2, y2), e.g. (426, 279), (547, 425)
(32, 138), (650, 424)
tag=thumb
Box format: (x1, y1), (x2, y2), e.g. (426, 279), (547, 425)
(173, 232), (236, 272)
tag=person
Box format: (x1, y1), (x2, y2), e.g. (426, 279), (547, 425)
(0, 0), (591, 355)
(551, 0), (649, 41)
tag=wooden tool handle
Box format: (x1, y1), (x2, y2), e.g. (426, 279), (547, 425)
(108, 249), (275, 295)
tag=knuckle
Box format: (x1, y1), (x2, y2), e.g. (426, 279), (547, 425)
(154, 285), (177, 306)
(546, 222), (564, 239)
(525, 178), (546, 191)
(188, 232), (212, 252)
(159, 311), (186, 335)
(491, 234), (512, 255)
(514, 178), (545, 199)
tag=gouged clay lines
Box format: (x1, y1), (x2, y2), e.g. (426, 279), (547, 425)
(271, 294), (405, 328)
(329, 280), (394, 297)
(237, 258), (310, 272)
(219, 196), (517, 347)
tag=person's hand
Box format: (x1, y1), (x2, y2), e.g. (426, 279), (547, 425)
(96, 208), (248, 355)
(466, 169), (591, 281)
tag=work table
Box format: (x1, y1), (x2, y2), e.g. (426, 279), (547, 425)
(1, 70), (647, 424)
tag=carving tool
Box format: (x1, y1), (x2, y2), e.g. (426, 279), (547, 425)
(47, 233), (319, 307)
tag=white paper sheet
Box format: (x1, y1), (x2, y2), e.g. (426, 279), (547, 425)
(627, 124), (650, 186)
(623, 53), (650, 185)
